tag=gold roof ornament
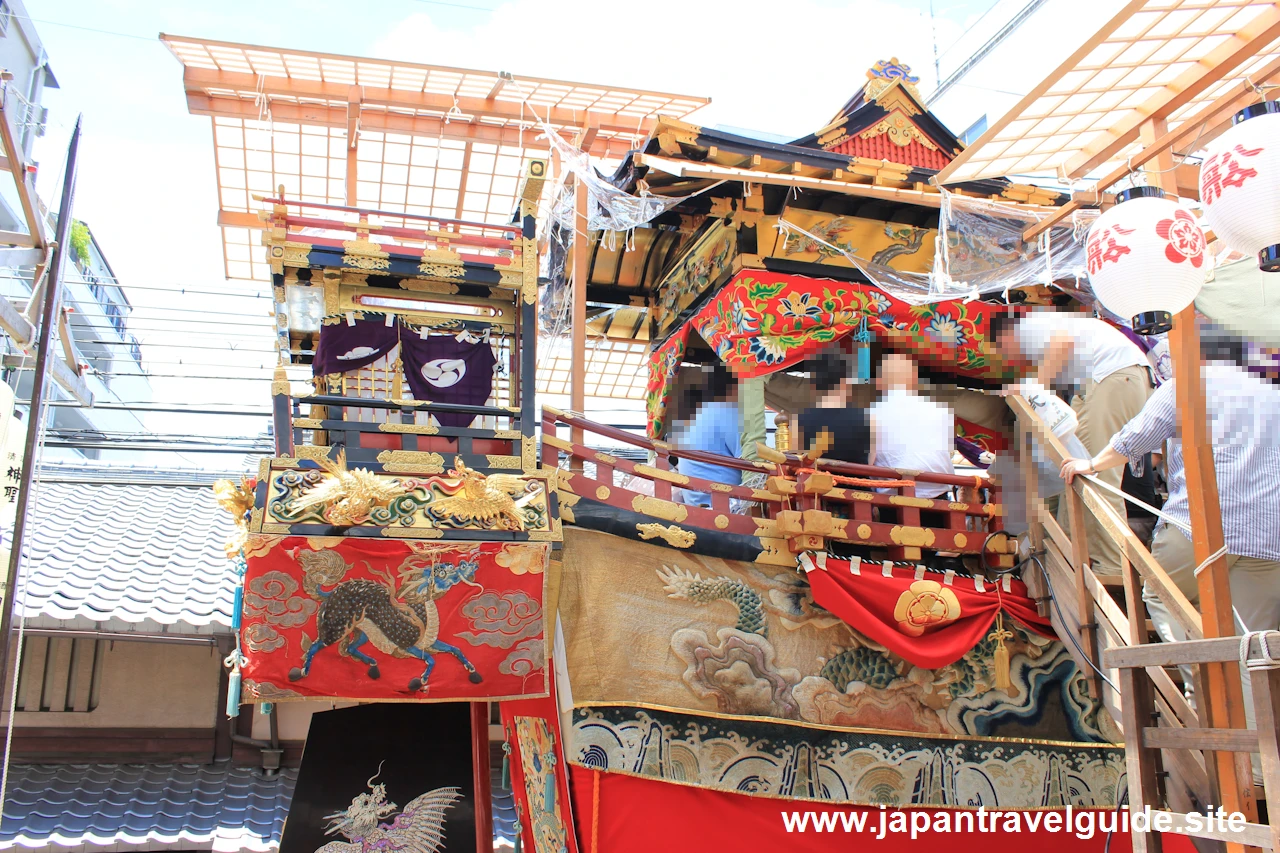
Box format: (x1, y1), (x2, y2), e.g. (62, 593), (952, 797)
(863, 58), (923, 103)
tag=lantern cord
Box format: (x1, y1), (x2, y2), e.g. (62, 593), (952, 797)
(1116, 118), (1212, 192)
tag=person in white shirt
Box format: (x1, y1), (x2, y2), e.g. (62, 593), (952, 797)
(992, 310), (1153, 575)
(870, 354), (954, 500)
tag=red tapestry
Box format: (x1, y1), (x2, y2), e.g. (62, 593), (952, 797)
(239, 536), (550, 702)
(501, 681), (581, 853)
(568, 768), (1197, 853)
(806, 559), (1054, 669)
(646, 271), (1004, 437)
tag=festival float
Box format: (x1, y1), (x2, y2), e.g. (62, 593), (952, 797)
(198, 46), (1136, 853)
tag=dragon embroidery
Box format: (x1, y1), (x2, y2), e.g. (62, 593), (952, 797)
(316, 763), (460, 853)
(289, 546), (487, 693)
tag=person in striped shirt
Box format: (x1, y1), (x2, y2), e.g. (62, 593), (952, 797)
(1060, 326), (1280, 784)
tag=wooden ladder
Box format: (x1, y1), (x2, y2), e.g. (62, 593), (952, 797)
(1106, 633), (1280, 852)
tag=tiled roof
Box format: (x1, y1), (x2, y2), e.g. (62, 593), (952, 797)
(16, 482), (238, 634)
(1, 762), (519, 852)
(0, 763), (295, 852)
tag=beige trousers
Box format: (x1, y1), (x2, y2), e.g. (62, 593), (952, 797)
(1144, 525), (1280, 784)
(1057, 365), (1152, 576)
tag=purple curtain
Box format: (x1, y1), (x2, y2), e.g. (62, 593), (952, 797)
(312, 316), (401, 376)
(399, 334), (497, 427)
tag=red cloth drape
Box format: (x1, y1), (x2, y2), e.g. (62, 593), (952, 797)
(807, 560), (1055, 669)
(568, 767), (1195, 853)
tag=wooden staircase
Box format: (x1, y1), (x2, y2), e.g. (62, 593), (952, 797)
(1009, 396), (1279, 853)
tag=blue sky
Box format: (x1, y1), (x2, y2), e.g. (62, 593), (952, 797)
(24, 0), (998, 467)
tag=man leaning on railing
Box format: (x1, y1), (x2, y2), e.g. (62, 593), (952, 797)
(1059, 324), (1280, 786)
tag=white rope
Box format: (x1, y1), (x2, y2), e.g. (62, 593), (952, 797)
(1079, 471), (1227, 577)
(1081, 471), (1192, 534)
(1240, 630), (1280, 671)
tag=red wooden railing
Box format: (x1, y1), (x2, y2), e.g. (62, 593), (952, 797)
(542, 406), (1009, 564)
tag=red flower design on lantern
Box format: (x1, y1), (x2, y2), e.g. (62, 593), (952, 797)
(1155, 209), (1205, 268)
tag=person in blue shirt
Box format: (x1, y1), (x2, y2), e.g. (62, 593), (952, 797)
(672, 364), (742, 507)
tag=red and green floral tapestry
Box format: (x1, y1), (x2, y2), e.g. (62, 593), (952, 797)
(646, 271), (1000, 438)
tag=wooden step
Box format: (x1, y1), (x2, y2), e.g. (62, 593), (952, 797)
(1152, 810), (1275, 849)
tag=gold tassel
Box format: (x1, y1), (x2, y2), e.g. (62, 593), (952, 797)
(989, 611), (1013, 692)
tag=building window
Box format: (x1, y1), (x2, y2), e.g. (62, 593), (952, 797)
(962, 114), (988, 146)
(12, 636), (105, 712)
(0, 2), (10, 37)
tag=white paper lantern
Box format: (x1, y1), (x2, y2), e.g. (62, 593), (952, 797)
(1200, 101), (1280, 271)
(1085, 186), (1206, 334)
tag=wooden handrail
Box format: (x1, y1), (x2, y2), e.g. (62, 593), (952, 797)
(545, 406), (988, 488)
(1007, 394), (1202, 639)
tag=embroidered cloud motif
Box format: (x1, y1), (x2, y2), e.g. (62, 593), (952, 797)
(242, 571), (318, 656)
(498, 638), (544, 677)
(456, 591), (542, 648)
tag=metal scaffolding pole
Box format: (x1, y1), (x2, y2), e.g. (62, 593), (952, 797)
(0, 117), (83, 720)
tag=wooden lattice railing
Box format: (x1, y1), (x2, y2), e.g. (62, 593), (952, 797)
(1008, 394), (1272, 853)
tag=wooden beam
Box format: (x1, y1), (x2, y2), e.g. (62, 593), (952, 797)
(216, 209), (264, 229)
(182, 67), (659, 138)
(0, 246), (49, 267)
(454, 142), (474, 220)
(1, 354), (93, 406)
(187, 94), (636, 159)
(0, 230), (34, 248)
(0, 101), (45, 249)
(1062, 5), (1280, 180)
(0, 294), (33, 348)
(345, 85), (362, 207)
(1105, 633), (1280, 668)
(570, 171), (588, 448)
(1169, 306), (1257, 844)
(935, 0), (1149, 184)
(1152, 812), (1274, 849)
(1143, 727), (1258, 753)
(1022, 57), (1280, 241)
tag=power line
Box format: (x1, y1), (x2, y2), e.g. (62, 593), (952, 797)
(0, 274), (272, 299)
(77, 339), (291, 354)
(41, 401), (272, 416)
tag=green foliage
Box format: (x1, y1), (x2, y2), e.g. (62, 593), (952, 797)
(68, 220), (91, 265)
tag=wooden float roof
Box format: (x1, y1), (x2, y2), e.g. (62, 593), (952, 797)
(937, 0), (1280, 192)
(160, 34), (709, 281)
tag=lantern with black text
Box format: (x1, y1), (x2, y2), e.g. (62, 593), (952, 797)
(1085, 186), (1206, 334)
(1201, 101), (1280, 272)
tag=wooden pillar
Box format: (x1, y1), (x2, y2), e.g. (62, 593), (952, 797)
(1140, 115), (1256, 833)
(1170, 310), (1256, 829)
(345, 85), (362, 206)
(470, 702), (493, 852)
(570, 172), (588, 446)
